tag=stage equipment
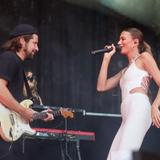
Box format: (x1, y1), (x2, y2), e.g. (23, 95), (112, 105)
(23, 128), (95, 160)
(28, 104), (121, 160)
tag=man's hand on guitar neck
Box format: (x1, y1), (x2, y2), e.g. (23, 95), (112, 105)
(20, 103), (54, 122)
(20, 107), (54, 122)
(41, 108), (54, 121)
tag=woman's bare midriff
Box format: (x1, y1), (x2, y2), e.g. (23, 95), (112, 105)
(129, 87), (147, 95)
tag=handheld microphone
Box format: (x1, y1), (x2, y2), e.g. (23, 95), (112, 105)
(91, 45), (121, 54)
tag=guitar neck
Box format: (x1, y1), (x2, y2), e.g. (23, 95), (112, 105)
(32, 104), (61, 110)
(33, 110), (61, 120)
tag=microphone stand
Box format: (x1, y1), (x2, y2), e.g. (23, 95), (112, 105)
(82, 111), (121, 118)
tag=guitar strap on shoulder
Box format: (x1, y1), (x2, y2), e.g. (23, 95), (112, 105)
(23, 71), (33, 100)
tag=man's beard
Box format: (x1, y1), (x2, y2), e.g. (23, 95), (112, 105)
(26, 51), (34, 59)
(24, 47), (35, 59)
(28, 52), (34, 59)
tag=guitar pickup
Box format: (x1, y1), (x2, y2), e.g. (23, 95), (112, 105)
(9, 114), (15, 126)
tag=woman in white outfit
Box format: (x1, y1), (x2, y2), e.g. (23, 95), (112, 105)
(97, 28), (160, 160)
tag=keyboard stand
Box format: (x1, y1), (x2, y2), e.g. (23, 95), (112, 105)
(63, 118), (82, 160)
(76, 140), (81, 160)
(63, 118), (72, 160)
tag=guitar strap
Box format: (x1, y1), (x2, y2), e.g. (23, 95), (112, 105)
(23, 71), (33, 100)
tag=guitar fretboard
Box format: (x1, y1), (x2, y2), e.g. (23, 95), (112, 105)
(33, 110), (61, 120)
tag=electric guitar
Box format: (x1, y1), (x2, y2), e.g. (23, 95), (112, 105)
(0, 99), (74, 142)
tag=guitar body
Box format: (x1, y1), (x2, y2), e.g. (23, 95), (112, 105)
(0, 100), (36, 142)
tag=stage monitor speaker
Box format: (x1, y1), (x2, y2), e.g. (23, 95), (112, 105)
(132, 151), (160, 160)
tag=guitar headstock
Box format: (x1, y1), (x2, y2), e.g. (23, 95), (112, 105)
(60, 108), (74, 119)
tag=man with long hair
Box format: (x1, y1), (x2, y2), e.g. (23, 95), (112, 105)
(0, 24), (53, 158)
